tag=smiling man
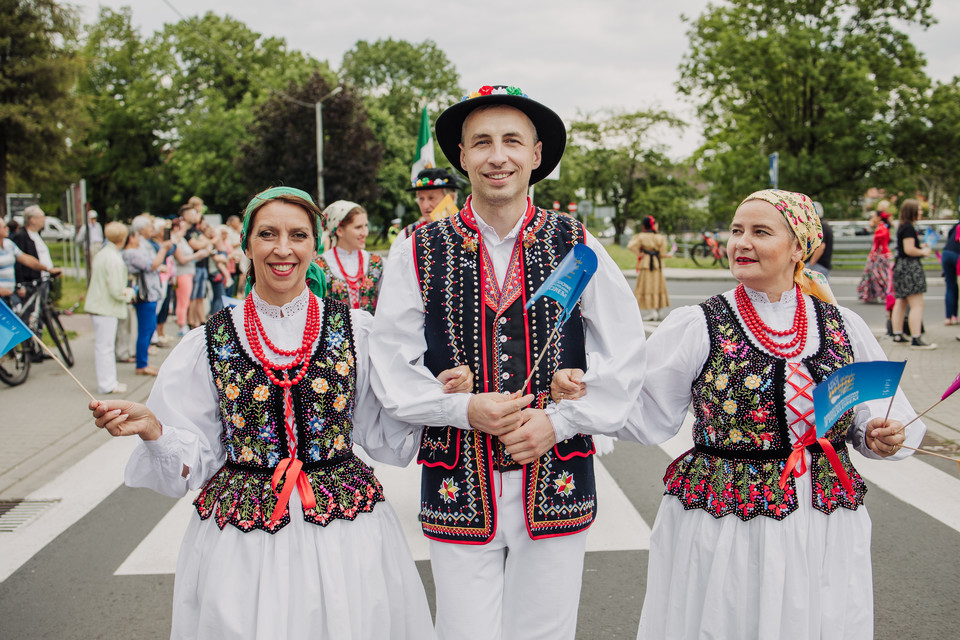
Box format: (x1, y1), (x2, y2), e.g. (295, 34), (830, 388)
(370, 86), (646, 640)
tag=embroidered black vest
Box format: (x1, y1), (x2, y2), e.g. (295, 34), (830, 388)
(413, 204), (596, 543)
(194, 299), (384, 533)
(315, 253), (383, 314)
(663, 294), (867, 521)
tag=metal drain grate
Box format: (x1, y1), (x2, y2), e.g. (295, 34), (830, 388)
(0, 499), (60, 533)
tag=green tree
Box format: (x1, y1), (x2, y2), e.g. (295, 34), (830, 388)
(75, 6), (175, 220)
(236, 73), (383, 211)
(679, 0), (934, 216)
(154, 13), (327, 216)
(76, 10), (329, 219)
(570, 109), (694, 242)
(892, 78), (960, 213)
(0, 0), (85, 218)
(340, 39), (462, 226)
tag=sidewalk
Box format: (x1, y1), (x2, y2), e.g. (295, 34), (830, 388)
(0, 313), (170, 501)
(1, 272), (957, 502)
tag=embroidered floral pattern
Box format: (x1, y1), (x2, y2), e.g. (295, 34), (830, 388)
(316, 253), (383, 314)
(662, 295), (866, 521)
(196, 301), (384, 534)
(555, 472), (575, 496)
(414, 204), (596, 541)
(438, 478), (459, 503)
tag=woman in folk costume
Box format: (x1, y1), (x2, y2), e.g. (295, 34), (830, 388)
(89, 187), (471, 640)
(857, 206), (893, 304)
(315, 200), (383, 314)
(554, 189), (926, 639)
(627, 214), (670, 321)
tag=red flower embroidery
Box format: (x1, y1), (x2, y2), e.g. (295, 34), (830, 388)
(478, 85), (494, 96)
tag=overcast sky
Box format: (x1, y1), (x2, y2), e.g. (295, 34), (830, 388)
(71, 0), (960, 159)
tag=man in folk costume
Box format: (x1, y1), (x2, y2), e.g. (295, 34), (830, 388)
(388, 167), (461, 259)
(371, 85), (646, 639)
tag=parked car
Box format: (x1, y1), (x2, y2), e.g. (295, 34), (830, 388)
(10, 215), (75, 241)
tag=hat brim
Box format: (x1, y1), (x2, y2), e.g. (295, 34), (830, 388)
(435, 94), (565, 186)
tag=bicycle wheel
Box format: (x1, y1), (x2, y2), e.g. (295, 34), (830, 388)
(0, 340), (31, 386)
(44, 307), (75, 367)
(689, 242), (710, 267)
(715, 248), (728, 269)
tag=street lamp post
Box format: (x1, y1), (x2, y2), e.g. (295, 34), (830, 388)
(315, 86), (343, 209)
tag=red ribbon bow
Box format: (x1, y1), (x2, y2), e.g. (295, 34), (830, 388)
(778, 426), (854, 497)
(269, 458), (317, 523)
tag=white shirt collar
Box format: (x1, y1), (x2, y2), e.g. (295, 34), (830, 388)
(743, 284), (798, 306)
(471, 199), (529, 243)
(251, 285), (310, 319)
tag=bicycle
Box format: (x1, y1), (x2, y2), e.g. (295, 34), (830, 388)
(0, 276), (74, 386)
(689, 231), (728, 268)
(0, 299), (31, 386)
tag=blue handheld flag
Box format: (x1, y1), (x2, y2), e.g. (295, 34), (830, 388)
(0, 297), (34, 358)
(812, 361), (905, 437)
(524, 244), (597, 324)
(221, 295), (244, 309)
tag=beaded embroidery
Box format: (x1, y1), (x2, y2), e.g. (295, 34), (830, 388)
(195, 301), (384, 533)
(662, 294), (867, 521)
(316, 253), (383, 314)
(413, 202), (597, 542)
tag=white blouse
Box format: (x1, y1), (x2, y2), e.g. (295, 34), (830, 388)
(125, 286), (420, 495)
(320, 247), (373, 281)
(616, 286), (925, 455)
(370, 204), (647, 443)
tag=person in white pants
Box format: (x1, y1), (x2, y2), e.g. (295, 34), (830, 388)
(371, 85), (646, 640)
(85, 222), (133, 394)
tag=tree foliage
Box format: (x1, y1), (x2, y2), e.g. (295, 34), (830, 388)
(680, 0), (934, 217)
(75, 6), (174, 220)
(75, 10), (329, 219)
(236, 73), (383, 210)
(892, 77), (960, 211)
(568, 109), (696, 241)
(340, 39), (462, 226)
(0, 0), (85, 218)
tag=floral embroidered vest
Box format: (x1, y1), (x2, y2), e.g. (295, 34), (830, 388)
(413, 204), (595, 543)
(663, 294), (867, 521)
(194, 299), (384, 533)
(315, 253), (383, 314)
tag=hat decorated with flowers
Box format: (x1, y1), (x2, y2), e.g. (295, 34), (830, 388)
(434, 84), (566, 185)
(406, 167), (461, 192)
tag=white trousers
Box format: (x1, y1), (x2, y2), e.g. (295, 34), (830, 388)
(114, 305), (135, 361)
(429, 469), (588, 640)
(91, 314), (119, 393)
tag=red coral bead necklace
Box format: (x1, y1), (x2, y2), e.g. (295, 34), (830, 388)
(735, 283), (808, 358)
(243, 292), (320, 389)
(333, 246), (364, 309)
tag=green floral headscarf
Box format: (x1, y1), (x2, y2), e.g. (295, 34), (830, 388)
(241, 186), (327, 298)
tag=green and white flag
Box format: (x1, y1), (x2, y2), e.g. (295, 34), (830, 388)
(411, 106), (435, 183)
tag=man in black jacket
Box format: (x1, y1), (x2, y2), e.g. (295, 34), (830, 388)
(12, 205), (55, 285)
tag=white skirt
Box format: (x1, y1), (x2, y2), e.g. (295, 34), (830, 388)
(170, 496), (435, 640)
(638, 472), (874, 640)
